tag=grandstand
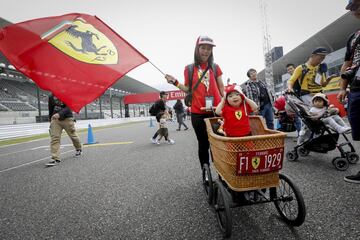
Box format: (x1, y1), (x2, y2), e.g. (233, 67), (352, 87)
(0, 18), (159, 124)
(256, 12), (359, 94)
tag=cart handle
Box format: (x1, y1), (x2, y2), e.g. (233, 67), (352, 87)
(200, 106), (217, 112)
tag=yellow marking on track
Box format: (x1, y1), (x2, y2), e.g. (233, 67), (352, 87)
(83, 141), (133, 147)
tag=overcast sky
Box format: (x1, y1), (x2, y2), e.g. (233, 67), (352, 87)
(1, 0), (348, 92)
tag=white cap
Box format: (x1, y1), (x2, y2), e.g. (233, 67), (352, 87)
(196, 36), (216, 46)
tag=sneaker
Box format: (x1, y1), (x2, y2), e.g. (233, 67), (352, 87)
(176, 129), (181, 131)
(344, 171), (360, 184)
(184, 127), (189, 130)
(151, 138), (157, 144)
(75, 149), (82, 157)
(204, 174), (209, 182)
(344, 127), (352, 134)
(155, 139), (160, 145)
(338, 126), (352, 134)
(46, 159), (60, 166)
(167, 139), (175, 144)
(243, 191), (254, 202)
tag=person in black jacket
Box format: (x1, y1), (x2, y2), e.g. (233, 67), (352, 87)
(47, 93), (82, 165)
(339, 0), (360, 183)
(150, 91), (168, 144)
(173, 99), (188, 131)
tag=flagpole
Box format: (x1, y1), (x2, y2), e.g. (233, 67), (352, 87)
(149, 61), (165, 76)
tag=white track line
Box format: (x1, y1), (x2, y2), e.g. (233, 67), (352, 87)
(0, 144), (72, 158)
(0, 149), (74, 174)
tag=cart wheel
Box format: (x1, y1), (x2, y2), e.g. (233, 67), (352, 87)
(202, 163), (214, 205)
(332, 157), (349, 171)
(298, 147), (310, 157)
(286, 150), (298, 162)
(346, 152), (359, 164)
(214, 180), (232, 238)
(272, 173), (306, 226)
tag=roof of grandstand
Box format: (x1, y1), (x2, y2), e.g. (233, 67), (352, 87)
(258, 12), (359, 81)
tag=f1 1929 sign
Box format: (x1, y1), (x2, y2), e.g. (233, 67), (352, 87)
(236, 147), (284, 175)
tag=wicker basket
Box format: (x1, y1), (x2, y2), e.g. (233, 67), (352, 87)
(205, 116), (287, 192)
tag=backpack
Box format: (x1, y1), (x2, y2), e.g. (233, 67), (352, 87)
(293, 64), (309, 97)
(149, 103), (158, 116)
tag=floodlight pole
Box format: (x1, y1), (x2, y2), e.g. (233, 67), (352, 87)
(110, 88), (113, 118)
(36, 86), (42, 122)
(99, 96), (103, 119)
(119, 97), (123, 118)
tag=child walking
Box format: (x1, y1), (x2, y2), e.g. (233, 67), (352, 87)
(155, 111), (175, 144)
(215, 85), (258, 137)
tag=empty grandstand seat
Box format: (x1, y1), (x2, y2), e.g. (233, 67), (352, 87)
(0, 104), (8, 111)
(1, 101), (36, 111)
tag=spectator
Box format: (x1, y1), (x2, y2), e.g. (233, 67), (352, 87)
(274, 94), (297, 132)
(287, 47), (335, 105)
(286, 63), (296, 76)
(243, 68), (274, 129)
(150, 91), (168, 144)
(173, 99), (188, 131)
(165, 35), (224, 170)
(286, 63), (302, 135)
(338, 0), (360, 183)
(47, 93), (82, 166)
(156, 110), (175, 144)
(287, 48), (336, 145)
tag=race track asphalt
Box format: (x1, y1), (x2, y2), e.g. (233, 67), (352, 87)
(0, 119), (359, 239)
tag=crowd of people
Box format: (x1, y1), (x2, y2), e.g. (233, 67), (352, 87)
(47, 1), (360, 185)
(161, 0), (360, 184)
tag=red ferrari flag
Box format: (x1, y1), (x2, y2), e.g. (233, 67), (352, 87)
(0, 13), (148, 112)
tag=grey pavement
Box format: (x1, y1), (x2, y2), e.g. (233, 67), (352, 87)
(0, 119), (359, 239)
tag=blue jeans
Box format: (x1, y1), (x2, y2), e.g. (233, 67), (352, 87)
(260, 102), (274, 129)
(294, 114), (302, 135)
(348, 91), (360, 141)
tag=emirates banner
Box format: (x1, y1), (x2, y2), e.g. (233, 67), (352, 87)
(124, 90), (186, 104)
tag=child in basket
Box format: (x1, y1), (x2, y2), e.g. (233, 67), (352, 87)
(215, 85), (258, 137)
(155, 111), (175, 144)
(309, 93), (351, 134)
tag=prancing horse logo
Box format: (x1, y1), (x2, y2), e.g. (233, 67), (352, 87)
(235, 110), (242, 120)
(252, 157), (260, 169)
(42, 18), (118, 64)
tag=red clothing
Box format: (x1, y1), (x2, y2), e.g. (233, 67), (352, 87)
(184, 63), (222, 114)
(274, 96), (286, 111)
(222, 103), (252, 137)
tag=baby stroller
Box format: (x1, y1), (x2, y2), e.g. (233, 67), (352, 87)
(284, 92), (359, 170)
(274, 95), (297, 132)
